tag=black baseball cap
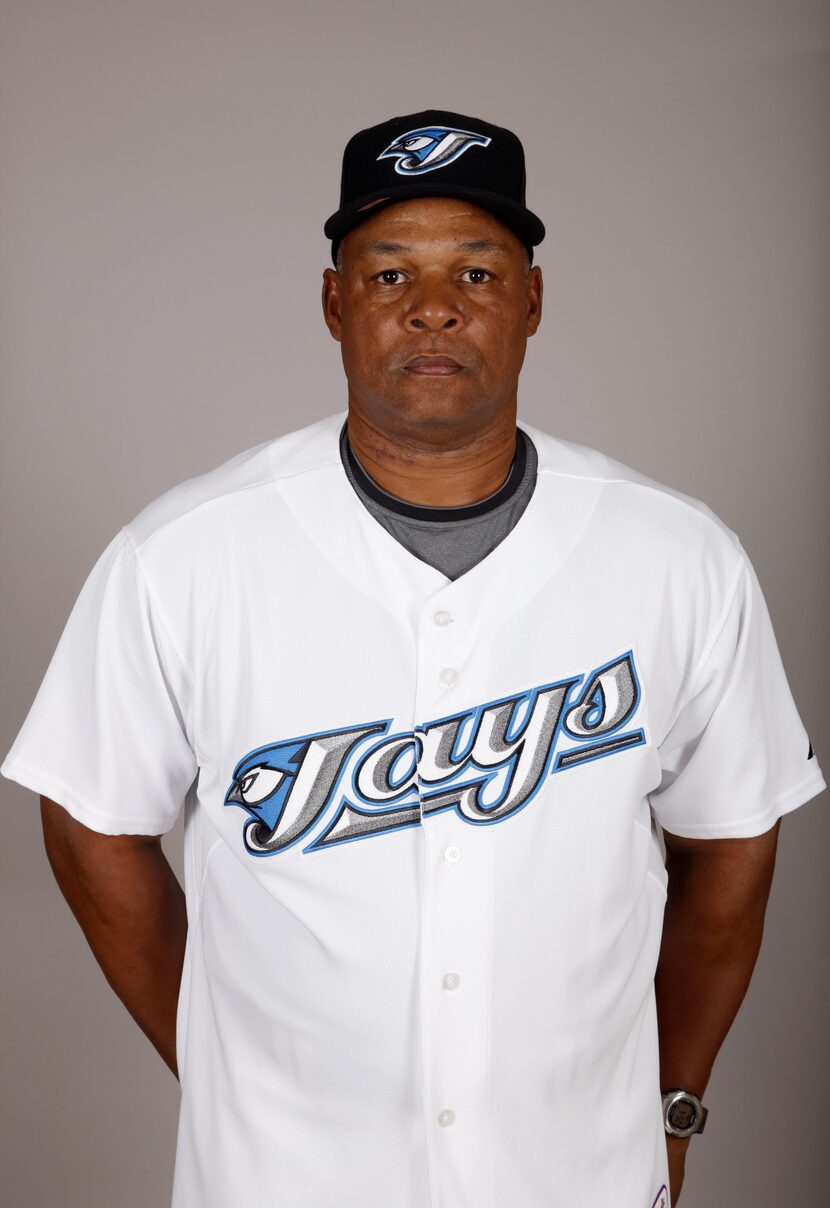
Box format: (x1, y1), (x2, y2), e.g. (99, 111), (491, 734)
(324, 109), (545, 266)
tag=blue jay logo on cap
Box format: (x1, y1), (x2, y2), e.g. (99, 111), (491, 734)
(378, 125), (491, 175)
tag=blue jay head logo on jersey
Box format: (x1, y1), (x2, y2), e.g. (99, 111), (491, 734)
(378, 125), (492, 175)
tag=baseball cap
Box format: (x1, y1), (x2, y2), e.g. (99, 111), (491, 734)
(324, 109), (546, 266)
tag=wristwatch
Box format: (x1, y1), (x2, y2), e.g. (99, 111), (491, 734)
(661, 1088), (708, 1138)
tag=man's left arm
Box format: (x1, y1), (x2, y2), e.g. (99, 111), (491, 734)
(654, 818), (781, 1201)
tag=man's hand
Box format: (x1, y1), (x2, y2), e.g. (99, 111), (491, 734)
(655, 819), (781, 1204)
(39, 795), (188, 1079)
(666, 1135), (690, 1203)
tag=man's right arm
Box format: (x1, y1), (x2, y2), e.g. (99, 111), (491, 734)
(39, 795), (188, 1081)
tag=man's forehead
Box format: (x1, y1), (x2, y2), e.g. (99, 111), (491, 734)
(346, 198), (524, 257)
(362, 236), (515, 257)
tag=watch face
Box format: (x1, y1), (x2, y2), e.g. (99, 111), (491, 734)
(668, 1099), (696, 1131)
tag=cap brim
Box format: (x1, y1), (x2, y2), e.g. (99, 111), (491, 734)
(324, 184), (545, 260)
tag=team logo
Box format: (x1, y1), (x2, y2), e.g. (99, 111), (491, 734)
(377, 125), (491, 175)
(651, 1186), (669, 1208)
(225, 649), (647, 858)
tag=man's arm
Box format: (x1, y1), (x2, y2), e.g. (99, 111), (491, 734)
(655, 818), (781, 1201)
(39, 795), (188, 1080)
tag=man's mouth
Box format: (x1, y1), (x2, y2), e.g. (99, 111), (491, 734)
(404, 355), (463, 375)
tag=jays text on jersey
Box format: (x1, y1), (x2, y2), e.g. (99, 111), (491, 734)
(2, 409), (825, 1208)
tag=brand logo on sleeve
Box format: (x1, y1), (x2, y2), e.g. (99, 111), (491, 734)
(651, 1186), (669, 1208)
(224, 648), (647, 859)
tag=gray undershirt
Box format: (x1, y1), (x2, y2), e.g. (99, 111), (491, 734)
(339, 423), (538, 581)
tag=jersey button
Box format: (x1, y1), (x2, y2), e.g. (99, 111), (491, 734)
(439, 667), (458, 687)
(444, 844), (462, 864)
(438, 1109), (456, 1128)
(433, 609), (453, 627)
(442, 972), (460, 990)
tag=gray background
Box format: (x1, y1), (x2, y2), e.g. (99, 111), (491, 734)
(1, 2), (827, 1205)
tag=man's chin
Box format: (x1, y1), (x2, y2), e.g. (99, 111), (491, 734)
(385, 395), (486, 427)
(386, 379), (483, 413)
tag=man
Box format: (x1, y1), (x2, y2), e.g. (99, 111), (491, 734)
(1, 109), (824, 1208)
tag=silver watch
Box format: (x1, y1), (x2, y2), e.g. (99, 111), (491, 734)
(661, 1088), (708, 1138)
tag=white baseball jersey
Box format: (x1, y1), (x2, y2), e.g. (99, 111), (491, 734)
(2, 408), (824, 1208)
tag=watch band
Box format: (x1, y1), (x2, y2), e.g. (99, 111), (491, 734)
(661, 1088), (708, 1138)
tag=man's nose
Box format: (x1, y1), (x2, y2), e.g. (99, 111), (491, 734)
(403, 280), (464, 332)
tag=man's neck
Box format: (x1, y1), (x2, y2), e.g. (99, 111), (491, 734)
(345, 405), (519, 508)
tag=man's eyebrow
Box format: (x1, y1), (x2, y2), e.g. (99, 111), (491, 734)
(364, 241), (412, 256)
(454, 238), (511, 254)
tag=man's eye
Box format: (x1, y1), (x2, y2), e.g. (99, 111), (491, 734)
(376, 269), (405, 285)
(461, 268), (493, 284)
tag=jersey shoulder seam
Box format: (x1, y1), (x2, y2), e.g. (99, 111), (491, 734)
(683, 546), (749, 692)
(540, 461), (736, 517)
(537, 461), (746, 560)
(121, 525), (206, 765)
(127, 457), (339, 556)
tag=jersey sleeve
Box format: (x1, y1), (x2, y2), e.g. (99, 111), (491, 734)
(1, 526), (198, 835)
(648, 543), (826, 838)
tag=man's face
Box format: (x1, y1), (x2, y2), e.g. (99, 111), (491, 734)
(321, 197), (543, 437)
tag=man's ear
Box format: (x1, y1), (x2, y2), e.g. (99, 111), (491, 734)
(526, 265), (543, 336)
(321, 268), (342, 342)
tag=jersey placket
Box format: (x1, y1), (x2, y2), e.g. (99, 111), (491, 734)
(414, 588), (496, 1208)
